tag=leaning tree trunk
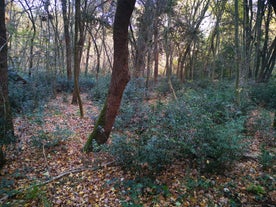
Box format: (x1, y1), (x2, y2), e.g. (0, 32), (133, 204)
(0, 0), (15, 167)
(84, 0), (136, 151)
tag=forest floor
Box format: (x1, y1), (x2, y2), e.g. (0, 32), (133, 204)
(0, 93), (275, 207)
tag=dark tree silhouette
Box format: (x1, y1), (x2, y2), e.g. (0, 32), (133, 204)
(0, 0), (15, 167)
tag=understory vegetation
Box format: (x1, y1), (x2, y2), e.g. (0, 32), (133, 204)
(1, 74), (275, 206)
(113, 79), (251, 174)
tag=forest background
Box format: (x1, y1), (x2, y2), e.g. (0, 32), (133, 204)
(0, 0), (275, 206)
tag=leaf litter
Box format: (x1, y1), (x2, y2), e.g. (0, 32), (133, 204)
(0, 94), (275, 206)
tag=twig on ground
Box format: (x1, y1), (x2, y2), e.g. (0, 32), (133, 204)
(0, 161), (115, 204)
(42, 144), (51, 178)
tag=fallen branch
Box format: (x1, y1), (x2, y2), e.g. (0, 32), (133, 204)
(0, 161), (115, 204)
(168, 78), (178, 102)
(42, 144), (51, 178)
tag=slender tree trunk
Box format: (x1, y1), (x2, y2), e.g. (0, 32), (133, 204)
(85, 36), (91, 76)
(261, 37), (276, 82)
(254, 0), (265, 80)
(146, 48), (152, 89)
(71, 0), (84, 118)
(84, 0), (136, 151)
(90, 31), (101, 80)
(258, 5), (275, 82)
(62, 0), (72, 81)
(101, 29), (113, 72)
(134, 0), (154, 78)
(19, 1), (36, 77)
(234, 0), (241, 105)
(28, 20), (36, 76)
(242, 0), (253, 80)
(0, 0), (15, 167)
(180, 47), (190, 82)
(206, 0), (226, 80)
(153, 19), (159, 84)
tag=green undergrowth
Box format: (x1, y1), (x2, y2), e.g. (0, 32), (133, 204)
(111, 81), (250, 175)
(9, 72), (108, 114)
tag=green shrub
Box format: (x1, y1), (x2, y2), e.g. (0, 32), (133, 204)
(87, 75), (110, 102)
(250, 80), (276, 129)
(24, 185), (51, 207)
(246, 184), (266, 196)
(110, 134), (175, 176)
(31, 127), (72, 149)
(156, 76), (182, 96)
(259, 147), (276, 170)
(250, 80), (276, 109)
(123, 79), (146, 102)
(54, 76), (73, 93)
(115, 80), (150, 131)
(116, 177), (170, 207)
(254, 110), (273, 131)
(9, 73), (54, 114)
(110, 134), (138, 170)
(187, 118), (246, 172)
(79, 75), (96, 92)
(111, 80), (248, 174)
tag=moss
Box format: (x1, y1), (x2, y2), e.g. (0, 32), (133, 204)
(83, 99), (107, 152)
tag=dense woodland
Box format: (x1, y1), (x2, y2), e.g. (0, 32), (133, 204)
(0, 0), (275, 206)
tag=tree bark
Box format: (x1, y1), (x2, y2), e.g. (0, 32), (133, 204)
(85, 36), (91, 76)
(133, 0), (154, 78)
(0, 0), (15, 167)
(258, 5), (276, 82)
(61, 0), (72, 81)
(254, 0), (265, 80)
(71, 0), (84, 118)
(153, 20), (159, 84)
(234, 0), (241, 106)
(84, 0), (136, 151)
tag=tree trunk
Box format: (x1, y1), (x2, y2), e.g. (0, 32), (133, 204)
(0, 0), (15, 167)
(61, 0), (72, 81)
(234, 0), (241, 106)
(18, 0), (37, 77)
(254, 0), (265, 80)
(85, 36), (91, 76)
(258, 5), (276, 82)
(263, 38), (276, 81)
(242, 0), (253, 80)
(71, 0), (84, 118)
(146, 47), (152, 90)
(90, 31), (101, 80)
(133, 0), (154, 78)
(153, 19), (159, 84)
(84, 0), (136, 151)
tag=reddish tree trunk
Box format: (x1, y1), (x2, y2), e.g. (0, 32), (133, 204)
(84, 0), (136, 151)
